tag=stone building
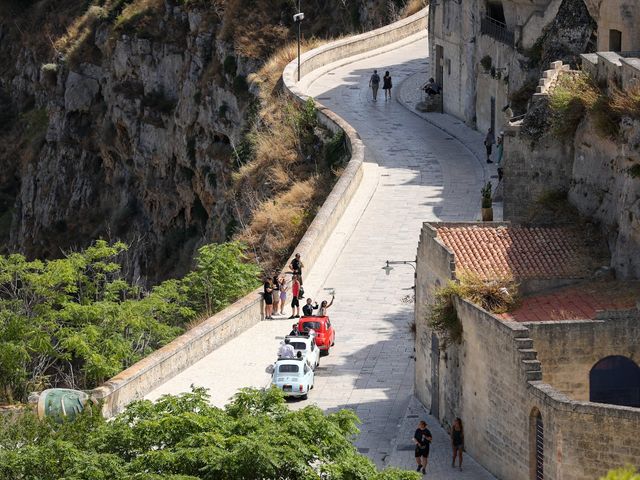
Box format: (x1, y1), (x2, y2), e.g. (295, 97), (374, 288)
(502, 48), (640, 278)
(584, 0), (640, 51)
(428, 0), (597, 133)
(415, 222), (640, 480)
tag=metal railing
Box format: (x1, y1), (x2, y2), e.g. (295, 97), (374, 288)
(480, 16), (515, 47)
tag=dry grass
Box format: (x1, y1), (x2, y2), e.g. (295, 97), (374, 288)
(236, 180), (318, 265)
(115, 0), (163, 31)
(610, 83), (640, 120)
(455, 270), (519, 314)
(401, 0), (428, 18)
(250, 39), (326, 102)
(428, 271), (518, 347)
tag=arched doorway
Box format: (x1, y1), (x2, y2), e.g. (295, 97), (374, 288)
(590, 356), (640, 408)
(529, 408), (544, 480)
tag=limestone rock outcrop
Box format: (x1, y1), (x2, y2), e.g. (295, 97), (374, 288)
(0, 0), (400, 283)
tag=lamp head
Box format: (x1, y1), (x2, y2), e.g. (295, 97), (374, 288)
(382, 261), (393, 276)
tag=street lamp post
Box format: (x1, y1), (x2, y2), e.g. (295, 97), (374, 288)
(293, 2), (304, 82)
(381, 260), (417, 275)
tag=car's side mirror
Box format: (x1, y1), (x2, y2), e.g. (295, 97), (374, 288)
(265, 364), (275, 374)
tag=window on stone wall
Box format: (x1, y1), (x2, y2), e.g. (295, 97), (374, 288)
(486, 0), (506, 24)
(529, 408), (544, 480)
(609, 29), (622, 52)
(590, 355), (640, 407)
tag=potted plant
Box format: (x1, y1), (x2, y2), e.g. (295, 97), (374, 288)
(481, 182), (493, 221)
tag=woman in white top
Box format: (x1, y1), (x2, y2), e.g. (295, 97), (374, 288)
(318, 295), (334, 316)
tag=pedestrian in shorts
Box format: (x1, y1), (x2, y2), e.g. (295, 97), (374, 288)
(413, 420), (432, 474)
(289, 275), (301, 319)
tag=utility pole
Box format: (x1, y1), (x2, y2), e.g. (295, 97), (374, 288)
(294, 1), (304, 82)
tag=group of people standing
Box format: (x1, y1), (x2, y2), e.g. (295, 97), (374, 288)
(412, 417), (464, 475)
(262, 253), (335, 320)
(263, 253), (304, 320)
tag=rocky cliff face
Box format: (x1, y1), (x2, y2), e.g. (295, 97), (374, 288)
(0, 0), (403, 283)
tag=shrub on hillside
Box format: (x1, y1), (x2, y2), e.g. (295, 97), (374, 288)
(428, 272), (518, 346)
(0, 240), (259, 404)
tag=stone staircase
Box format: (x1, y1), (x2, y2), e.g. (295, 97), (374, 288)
(534, 60), (571, 96)
(514, 332), (543, 382)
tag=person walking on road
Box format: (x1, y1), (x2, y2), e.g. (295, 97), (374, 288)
(369, 69), (381, 101)
(289, 275), (301, 319)
(451, 417), (465, 470)
(413, 420), (432, 474)
(382, 71), (393, 100)
(263, 278), (274, 319)
(484, 127), (495, 163)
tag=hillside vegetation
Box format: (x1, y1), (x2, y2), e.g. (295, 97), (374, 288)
(0, 387), (421, 479)
(0, 0), (420, 283)
(0, 240), (259, 404)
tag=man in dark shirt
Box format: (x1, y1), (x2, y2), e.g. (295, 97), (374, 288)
(413, 420), (433, 474)
(290, 253), (304, 291)
(302, 298), (318, 317)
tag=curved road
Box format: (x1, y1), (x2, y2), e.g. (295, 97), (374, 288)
(148, 32), (494, 477)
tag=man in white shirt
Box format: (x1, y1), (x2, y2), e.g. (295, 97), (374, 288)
(278, 338), (295, 359)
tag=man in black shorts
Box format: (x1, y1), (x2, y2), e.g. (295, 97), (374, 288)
(413, 420), (432, 474)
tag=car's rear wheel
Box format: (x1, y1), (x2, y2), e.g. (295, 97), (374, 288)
(301, 392), (308, 400)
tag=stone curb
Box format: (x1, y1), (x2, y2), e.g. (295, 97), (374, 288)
(91, 9), (428, 418)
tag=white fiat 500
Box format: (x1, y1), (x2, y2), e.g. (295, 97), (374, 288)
(285, 334), (320, 370)
(271, 358), (314, 399)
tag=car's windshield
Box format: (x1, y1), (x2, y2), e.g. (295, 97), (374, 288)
(301, 321), (321, 331)
(290, 342), (306, 350)
(278, 364), (299, 373)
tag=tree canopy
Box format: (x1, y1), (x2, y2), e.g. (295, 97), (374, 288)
(0, 387), (420, 480)
(0, 240), (260, 403)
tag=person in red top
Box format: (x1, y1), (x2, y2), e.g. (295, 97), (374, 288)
(289, 275), (301, 319)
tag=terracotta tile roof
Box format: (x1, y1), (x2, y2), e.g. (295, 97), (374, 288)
(435, 224), (604, 280)
(499, 281), (640, 322)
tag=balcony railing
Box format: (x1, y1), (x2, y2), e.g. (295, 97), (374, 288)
(481, 16), (515, 47)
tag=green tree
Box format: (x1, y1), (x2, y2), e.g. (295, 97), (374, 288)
(0, 240), (260, 403)
(601, 467), (640, 480)
(0, 387), (420, 480)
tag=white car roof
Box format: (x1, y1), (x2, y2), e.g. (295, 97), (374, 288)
(286, 336), (313, 345)
(274, 358), (306, 367)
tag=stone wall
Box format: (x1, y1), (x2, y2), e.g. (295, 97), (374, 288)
(415, 224), (640, 479)
(504, 110), (640, 279)
(94, 8), (428, 418)
(527, 309), (640, 401)
(415, 223), (456, 418)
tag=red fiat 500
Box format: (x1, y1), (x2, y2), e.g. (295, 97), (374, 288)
(298, 316), (335, 355)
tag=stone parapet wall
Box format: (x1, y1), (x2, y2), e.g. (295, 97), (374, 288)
(530, 382), (640, 480)
(526, 308), (640, 401)
(581, 51), (640, 89)
(415, 223), (640, 479)
(93, 9), (429, 418)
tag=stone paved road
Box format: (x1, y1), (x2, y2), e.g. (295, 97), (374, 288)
(148, 33), (495, 478)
